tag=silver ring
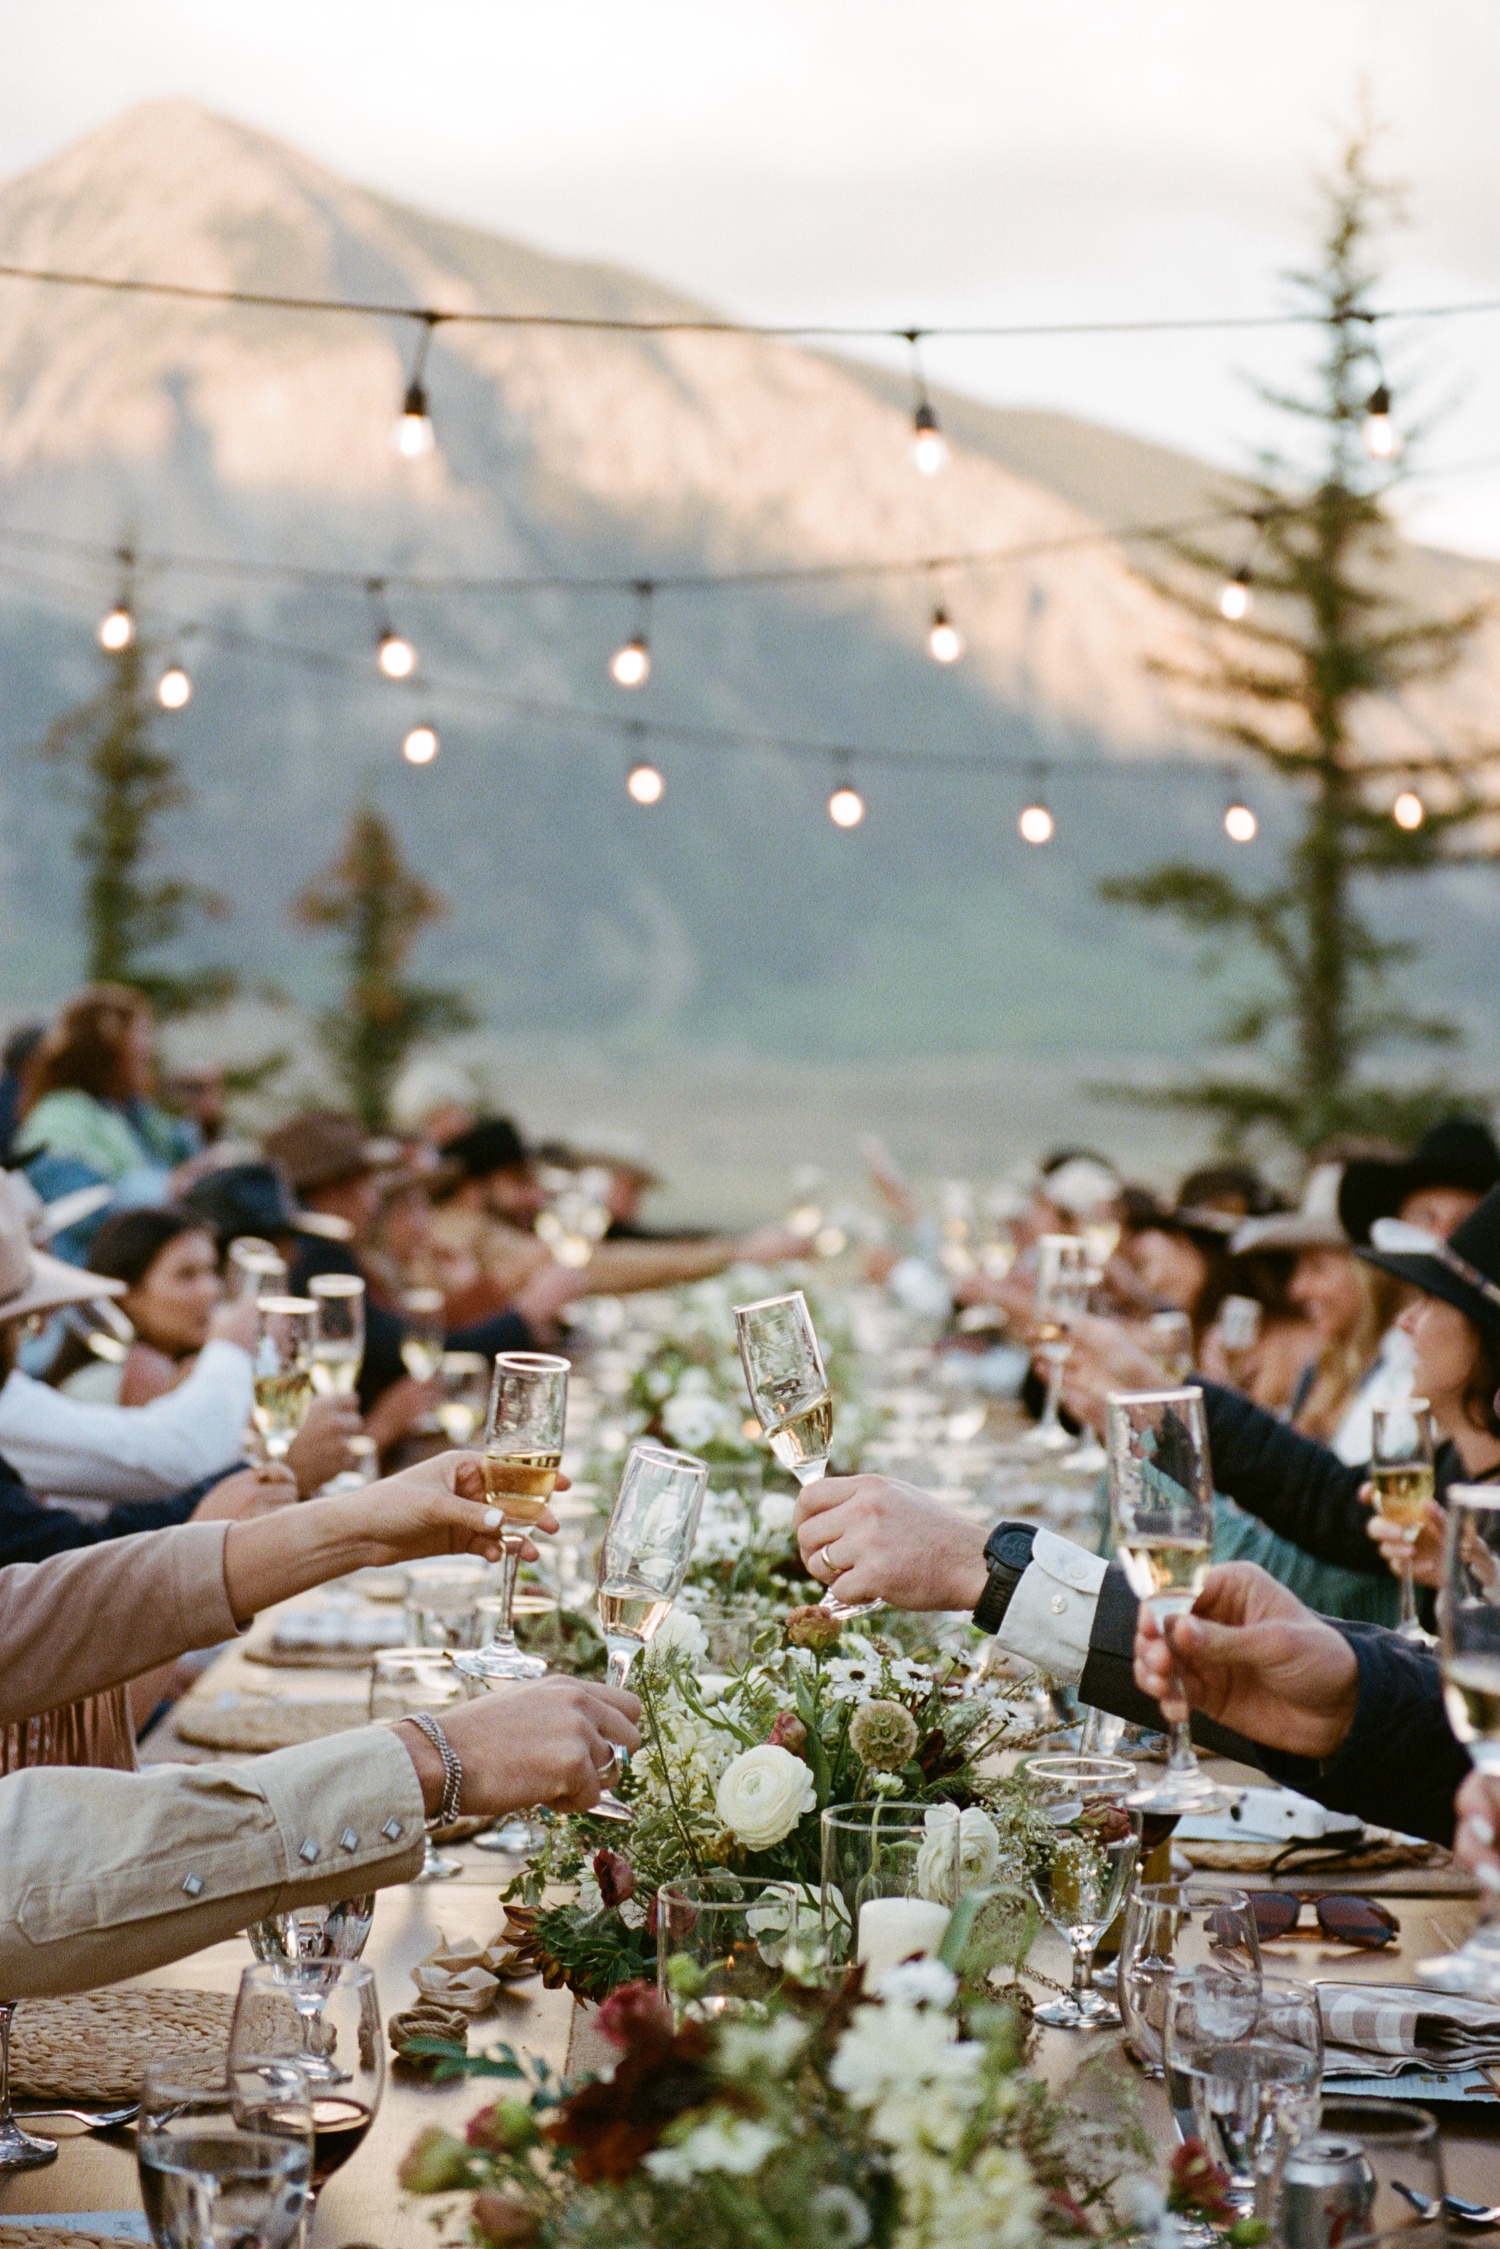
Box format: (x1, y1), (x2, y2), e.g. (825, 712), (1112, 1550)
(596, 1746), (621, 1781)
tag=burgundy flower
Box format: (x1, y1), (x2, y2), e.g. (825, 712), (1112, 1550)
(544, 2008), (720, 2183)
(593, 1847), (637, 1909)
(594, 1977), (674, 2051)
(767, 1711), (808, 1756)
(1169, 2138), (1237, 2222)
(472, 2190), (540, 2246)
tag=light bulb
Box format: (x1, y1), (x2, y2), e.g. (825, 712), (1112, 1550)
(609, 635), (650, 689)
(403, 724), (439, 765)
(828, 784), (865, 828)
(377, 630), (416, 680)
(98, 604), (134, 652)
(1219, 567), (1252, 622)
(394, 380), (435, 459)
(1362, 382), (1402, 462)
(157, 663), (191, 710)
(1224, 801), (1258, 843)
(627, 761), (664, 806)
(927, 608), (964, 664)
(911, 400), (948, 476)
(1393, 789), (1425, 831)
(1018, 802), (1054, 846)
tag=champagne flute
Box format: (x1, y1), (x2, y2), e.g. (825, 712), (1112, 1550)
(1216, 1295), (1262, 1389)
(227, 1237), (288, 1304)
(398, 1287), (446, 1381)
(139, 2059), (312, 2249)
(1023, 1235), (1091, 1455)
(735, 1290), (875, 1620)
(308, 1274), (365, 1397)
(1022, 1754), (1142, 2028)
(251, 1296), (317, 1461)
(459, 1351), (566, 1684)
(594, 1440), (708, 1819)
(1370, 1399), (1436, 1642)
(1107, 1385), (1228, 1814)
(368, 1650), (469, 1879)
(1418, 1483), (1500, 1994)
(1148, 1309), (1197, 1385)
(228, 1962), (383, 2209)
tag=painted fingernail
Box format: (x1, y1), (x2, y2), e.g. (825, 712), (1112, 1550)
(1466, 1813), (1497, 1847)
(483, 1507), (503, 1529)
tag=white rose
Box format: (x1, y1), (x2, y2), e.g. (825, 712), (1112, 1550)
(715, 1744), (817, 1850)
(914, 1805), (1001, 1904)
(644, 1606), (709, 1667)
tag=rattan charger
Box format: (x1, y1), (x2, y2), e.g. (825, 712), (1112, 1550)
(11, 1990), (233, 2103)
(172, 1698), (361, 1753)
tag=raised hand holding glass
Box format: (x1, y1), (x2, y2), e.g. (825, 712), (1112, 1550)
(735, 1289), (876, 1619)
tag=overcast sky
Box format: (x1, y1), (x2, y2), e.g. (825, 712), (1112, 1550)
(4, 0), (1499, 552)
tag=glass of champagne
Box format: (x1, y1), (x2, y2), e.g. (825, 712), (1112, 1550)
(1107, 1385), (1228, 1814)
(251, 1296), (317, 1462)
(461, 1350), (567, 1684)
(398, 1287), (446, 1381)
(1118, 1882), (1262, 2085)
(368, 1649), (470, 1879)
(1148, 1308), (1197, 1385)
(435, 1350), (490, 1444)
(227, 1236), (288, 1304)
(1419, 1482), (1500, 1994)
(1370, 1399), (1436, 1642)
(139, 2059), (312, 2249)
(1216, 1295), (1262, 1389)
(308, 1274), (364, 1397)
(1023, 1235), (1091, 1456)
(1022, 1754), (1142, 2028)
(595, 1439), (708, 1817)
(1166, 1970), (1323, 2208)
(228, 1962), (382, 2212)
(734, 1290), (873, 1620)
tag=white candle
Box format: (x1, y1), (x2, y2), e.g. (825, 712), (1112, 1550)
(856, 1896), (951, 1981)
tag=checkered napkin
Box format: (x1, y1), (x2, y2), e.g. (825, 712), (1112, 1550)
(1317, 1981), (1500, 2075)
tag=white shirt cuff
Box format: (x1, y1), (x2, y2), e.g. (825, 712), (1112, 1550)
(990, 1526), (1107, 1683)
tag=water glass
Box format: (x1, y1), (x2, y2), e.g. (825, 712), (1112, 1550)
(368, 1648), (470, 1878)
(657, 1876), (803, 2017)
(820, 1802), (959, 1977)
(247, 1896), (375, 1968)
(1167, 1970), (1323, 2204)
(1118, 1882), (1262, 2080)
(138, 2059), (312, 2249)
(1022, 1755), (1142, 2029)
(402, 1567), (485, 1650)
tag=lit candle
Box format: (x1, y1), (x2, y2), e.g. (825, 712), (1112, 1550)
(856, 1896), (951, 1981)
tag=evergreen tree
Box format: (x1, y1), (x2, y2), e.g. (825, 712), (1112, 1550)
(294, 803), (475, 1129)
(1102, 131), (1490, 1153)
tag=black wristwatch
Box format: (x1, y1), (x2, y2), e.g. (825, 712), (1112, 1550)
(972, 1521), (1038, 1636)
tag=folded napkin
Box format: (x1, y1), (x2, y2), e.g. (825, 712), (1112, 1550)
(1317, 1980), (1500, 2076)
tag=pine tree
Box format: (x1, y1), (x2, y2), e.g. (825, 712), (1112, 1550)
(1101, 130), (1491, 1153)
(294, 803), (475, 1129)
(38, 600), (234, 1015)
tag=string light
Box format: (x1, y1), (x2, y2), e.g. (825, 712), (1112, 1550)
(627, 759), (665, 804)
(1019, 772), (1054, 844)
(98, 601), (134, 650)
(377, 629), (416, 679)
(1393, 788), (1426, 830)
(1219, 563), (1253, 622)
(1224, 798), (1258, 843)
(156, 660), (192, 709)
(828, 780), (866, 827)
(1362, 380), (1402, 462)
(907, 333), (948, 476)
(393, 315), (437, 459)
(927, 606), (964, 664)
(609, 581), (653, 689)
(402, 723), (439, 764)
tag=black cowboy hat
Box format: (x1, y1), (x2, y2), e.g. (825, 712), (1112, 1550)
(1358, 1181), (1500, 1339)
(1339, 1118), (1500, 1247)
(439, 1116), (531, 1179)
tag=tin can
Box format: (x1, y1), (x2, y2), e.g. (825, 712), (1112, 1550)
(1274, 2132), (1377, 2249)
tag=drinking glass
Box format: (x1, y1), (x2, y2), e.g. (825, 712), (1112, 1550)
(820, 1802), (960, 1977)
(308, 1274), (365, 1397)
(435, 1350), (490, 1444)
(1107, 1385), (1227, 1814)
(1167, 1971), (1323, 2206)
(0, 1997), (56, 2169)
(1023, 1235), (1092, 1456)
(657, 1876), (803, 2017)
(1148, 1309), (1197, 1385)
(1022, 1754), (1142, 2028)
(463, 1351), (567, 1683)
(398, 1287), (446, 1381)
(248, 1897), (375, 1968)
(1217, 1295), (1262, 1388)
(227, 1237), (288, 1304)
(251, 1296), (317, 1461)
(402, 1566), (485, 1650)
(593, 1440), (707, 1817)
(1310, 2098), (1444, 2237)
(368, 1649), (470, 1878)
(1370, 1400), (1436, 1642)
(138, 2058), (312, 2249)
(735, 1289), (874, 1620)
(228, 1962), (383, 2207)
(1419, 1482), (1500, 1993)
(1118, 1882), (1261, 2082)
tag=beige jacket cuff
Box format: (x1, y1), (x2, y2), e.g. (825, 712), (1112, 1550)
(0, 1722), (426, 1996)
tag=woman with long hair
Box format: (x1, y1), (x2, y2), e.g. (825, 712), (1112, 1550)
(50, 1208), (222, 1405)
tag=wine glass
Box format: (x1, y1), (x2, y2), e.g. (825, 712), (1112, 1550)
(398, 1288), (446, 1381)
(1022, 1754), (1142, 2028)
(0, 1996), (56, 2170)
(1418, 1482), (1500, 1993)
(251, 1296), (317, 1462)
(1166, 1971), (1322, 2208)
(1148, 1310), (1197, 1385)
(368, 1649), (470, 1879)
(734, 1290), (874, 1620)
(139, 2058), (312, 2249)
(1107, 1385), (1228, 1814)
(594, 1439), (707, 1818)
(248, 1898), (375, 1968)
(308, 1274), (365, 1397)
(1118, 1882), (1261, 2083)
(1216, 1295), (1262, 1388)
(227, 1237), (288, 1304)
(1023, 1235), (1091, 1456)
(1371, 1400), (1436, 1642)
(229, 1962), (383, 2211)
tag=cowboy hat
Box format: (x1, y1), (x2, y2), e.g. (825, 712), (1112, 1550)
(0, 1173), (126, 1324)
(1358, 1182), (1500, 1339)
(1230, 1164), (1349, 1256)
(1338, 1118), (1500, 1247)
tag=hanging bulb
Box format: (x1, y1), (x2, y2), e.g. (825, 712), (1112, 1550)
(828, 783), (865, 828)
(609, 633), (650, 690)
(927, 607), (964, 664)
(157, 662), (192, 710)
(403, 724), (439, 765)
(627, 760), (664, 805)
(1224, 800), (1258, 844)
(377, 629), (416, 680)
(98, 603), (134, 652)
(1018, 800), (1054, 845)
(1219, 565), (1253, 623)
(1362, 382), (1402, 462)
(912, 400), (948, 476)
(394, 379), (435, 459)
(1393, 789), (1425, 831)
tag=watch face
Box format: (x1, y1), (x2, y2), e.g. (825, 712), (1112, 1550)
(990, 1526), (1034, 1573)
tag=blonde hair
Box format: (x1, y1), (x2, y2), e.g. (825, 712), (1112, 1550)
(1294, 1259), (1407, 1442)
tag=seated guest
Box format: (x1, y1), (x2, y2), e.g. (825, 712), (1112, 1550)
(0, 1452), (639, 1995)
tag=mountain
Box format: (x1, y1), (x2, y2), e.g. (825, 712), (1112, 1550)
(0, 99), (1496, 1067)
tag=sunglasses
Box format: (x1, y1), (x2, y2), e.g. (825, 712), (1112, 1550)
(1246, 1892), (1399, 1952)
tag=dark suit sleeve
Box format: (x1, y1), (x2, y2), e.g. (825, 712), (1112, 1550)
(0, 1461), (205, 1568)
(1078, 1562), (1271, 1766)
(1200, 1382), (1380, 1574)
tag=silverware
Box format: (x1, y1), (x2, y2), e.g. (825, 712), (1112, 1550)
(12, 2101), (138, 2131)
(1393, 2183), (1500, 2229)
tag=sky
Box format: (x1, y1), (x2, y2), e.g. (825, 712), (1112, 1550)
(3, 0), (1500, 551)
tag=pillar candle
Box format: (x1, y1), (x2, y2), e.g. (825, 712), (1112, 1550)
(855, 1896), (951, 1981)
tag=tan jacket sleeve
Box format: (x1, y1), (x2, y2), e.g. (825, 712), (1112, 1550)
(0, 1722), (426, 1995)
(0, 1522), (238, 1726)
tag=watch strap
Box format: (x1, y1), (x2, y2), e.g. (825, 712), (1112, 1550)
(972, 1521), (1038, 1636)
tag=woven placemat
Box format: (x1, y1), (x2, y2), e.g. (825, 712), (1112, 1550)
(0, 2230), (140, 2249)
(12, 1991), (233, 2102)
(243, 1643), (380, 1671)
(174, 1698), (361, 1753)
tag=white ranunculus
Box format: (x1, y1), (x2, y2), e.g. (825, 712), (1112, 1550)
(715, 1743), (817, 1850)
(914, 1804), (1003, 1905)
(643, 1605), (709, 1667)
(643, 2112), (778, 2182)
(756, 1490), (796, 1535)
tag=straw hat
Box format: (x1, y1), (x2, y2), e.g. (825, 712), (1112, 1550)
(0, 1173), (126, 1323)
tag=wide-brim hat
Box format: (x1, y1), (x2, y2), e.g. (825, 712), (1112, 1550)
(1359, 1182), (1500, 1338)
(262, 1112), (404, 1195)
(1339, 1118), (1500, 1247)
(1230, 1164), (1349, 1255)
(439, 1117), (531, 1180)
(0, 1173), (126, 1323)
